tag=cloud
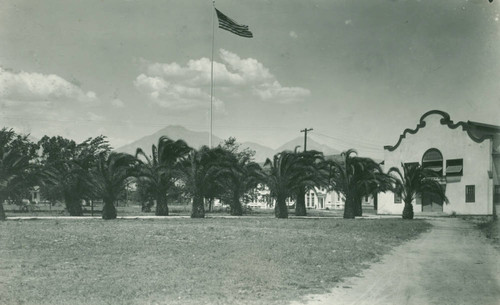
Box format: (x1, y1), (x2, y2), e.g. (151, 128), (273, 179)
(146, 57), (244, 87)
(134, 74), (224, 112)
(254, 81), (311, 104)
(111, 98), (125, 108)
(0, 67), (108, 142)
(0, 67), (97, 103)
(135, 49), (310, 108)
(289, 31), (298, 39)
(87, 112), (105, 121)
(219, 49), (274, 84)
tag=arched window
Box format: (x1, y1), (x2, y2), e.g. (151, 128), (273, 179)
(422, 148), (443, 176)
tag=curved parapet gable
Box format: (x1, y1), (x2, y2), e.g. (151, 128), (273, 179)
(384, 110), (492, 152)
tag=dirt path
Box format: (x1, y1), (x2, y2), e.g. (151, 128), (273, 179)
(291, 218), (500, 305)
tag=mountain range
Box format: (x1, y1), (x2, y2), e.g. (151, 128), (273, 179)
(115, 125), (339, 162)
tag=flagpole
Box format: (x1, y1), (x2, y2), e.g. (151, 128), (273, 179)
(209, 0), (215, 148)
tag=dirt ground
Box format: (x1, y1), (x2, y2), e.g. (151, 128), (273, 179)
(291, 218), (500, 305)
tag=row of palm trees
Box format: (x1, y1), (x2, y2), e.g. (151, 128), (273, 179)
(0, 128), (447, 221)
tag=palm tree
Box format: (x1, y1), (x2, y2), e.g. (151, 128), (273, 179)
(293, 150), (326, 216)
(388, 163), (448, 219)
(263, 151), (321, 218)
(0, 128), (43, 219)
(179, 146), (230, 218)
(40, 135), (111, 216)
(92, 152), (138, 219)
(0, 128), (34, 220)
(224, 153), (263, 216)
(327, 149), (389, 219)
(44, 160), (92, 216)
(0, 149), (31, 220)
(352, 164), (393, 217)
(135, 137), (191, 216)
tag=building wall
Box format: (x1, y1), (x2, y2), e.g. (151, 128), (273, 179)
(379, 112), (493, 215)
(306, 187), (374, 210)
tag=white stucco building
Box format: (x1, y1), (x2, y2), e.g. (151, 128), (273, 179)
(247, 184), (375, 211)
(378, 110), (500, 216)
(305, 187), (375, 210)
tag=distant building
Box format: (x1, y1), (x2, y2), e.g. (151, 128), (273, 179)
(378, 110), (500, 216)
(246, 184), (274, 209)
(29, 186), (41, 203)
(305, 187), (375, 210)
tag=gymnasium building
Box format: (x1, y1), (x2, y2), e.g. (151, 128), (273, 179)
(378, 110), (500, 216)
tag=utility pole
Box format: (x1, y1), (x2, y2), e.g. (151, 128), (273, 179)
(300, 128), (313, 152)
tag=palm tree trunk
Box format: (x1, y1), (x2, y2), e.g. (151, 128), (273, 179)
(275, 195), (288, 218)
(65, 195), (83, 216)
(343, 196), (355, 219)
(295, 187), (307, 216)
(354, 196), (363, 217)
(102, 198), (117, 220)
(191, 194), (205, 218)
(231, 191), (243, 216)
(0, 197), (6, 221)
(402, 200), (414, 220)
(155, 193), (169, 216)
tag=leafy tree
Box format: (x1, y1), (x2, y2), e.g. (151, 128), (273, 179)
(263, 151), (321, 218)
(327, 149), (389, 219)
(388, 163), (448, 219)
(38, 136), (78, 164)
(8, 133), (40, 161)
(220, 137), (256, 161)
(92, 152), (138, 219)
(135, 137), (191, 216)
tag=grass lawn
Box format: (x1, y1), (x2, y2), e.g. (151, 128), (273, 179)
(0, 218), (430, 305)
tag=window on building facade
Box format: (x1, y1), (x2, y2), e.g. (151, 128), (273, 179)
(446, 159), (463, 176)
(364, 195), (369, 202)
(394, 193), (402, 204)
(422, 148), (443, 176)
(465, 185), (475, 203)
(311, 195), (315, 207)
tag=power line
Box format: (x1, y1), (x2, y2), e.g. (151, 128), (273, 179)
(311, 131), (384, 152)
(311, 129), (385, 147)
(300, 128), (313, 152)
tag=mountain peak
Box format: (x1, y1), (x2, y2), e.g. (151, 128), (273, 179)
(116, 126), (340, 161)
(115, 125), (222, 155)
(274, 136), (340, 155)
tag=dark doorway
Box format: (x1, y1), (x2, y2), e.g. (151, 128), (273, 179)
(422, 191), (443, 212)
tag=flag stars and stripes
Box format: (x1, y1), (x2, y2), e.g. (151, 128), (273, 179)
(215, 8), (253, 38)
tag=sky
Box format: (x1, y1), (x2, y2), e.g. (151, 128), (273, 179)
(0, 0), (499, 159)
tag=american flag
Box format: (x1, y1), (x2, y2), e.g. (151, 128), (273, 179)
(215, 8), (253, 38)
